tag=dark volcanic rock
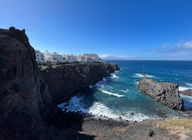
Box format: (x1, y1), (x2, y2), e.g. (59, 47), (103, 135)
(0, 27), (59, 139)
(180, 89), (192, 96)
(39, 62), (119, 105)
(138, 77), (184, 111)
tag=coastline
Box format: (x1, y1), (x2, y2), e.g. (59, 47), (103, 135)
(0, 27), (192, 140)
(58, 111), (192, 140)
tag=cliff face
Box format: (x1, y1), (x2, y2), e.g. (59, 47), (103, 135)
(139, 77), (184, 111)
(39, 62), (119, 105)
(0, 27), (59, 139)
(0, 27), (119, 139)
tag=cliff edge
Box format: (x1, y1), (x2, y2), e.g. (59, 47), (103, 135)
(39, 62), (119, 105)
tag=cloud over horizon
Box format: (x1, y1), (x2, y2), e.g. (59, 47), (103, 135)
(100, 41), (192, 60)
(148, 41), (192, 60)
(177, 41), (192, 48)
(99, 54), (132, 60)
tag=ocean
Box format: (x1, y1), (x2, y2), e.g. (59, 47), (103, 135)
(58, 60), (192, 122)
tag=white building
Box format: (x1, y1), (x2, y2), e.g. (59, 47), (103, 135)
(35, 50), (102, 63)
(63, 54), (77, 62)
(35, 50), (45, 63)
(81, 54), (101, 62)
(44, 51), (65, 63)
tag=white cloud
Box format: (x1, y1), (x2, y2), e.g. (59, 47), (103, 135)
(176, 41), (192, 48)
(99, 54), (131, 60)
(161, 43), (170, 48)
(159, 41), (192, 50)
(181, 41), (192, 48)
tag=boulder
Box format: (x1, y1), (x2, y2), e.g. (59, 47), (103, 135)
(138, 77), (184, 111)
(147, 128), (155, 137)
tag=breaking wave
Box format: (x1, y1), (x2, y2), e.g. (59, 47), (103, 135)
(99, 89), (124, 98)
(58, 96), (153, 122)
(111, 74), (119, 79)
(179, 86), (192, 91)
(134, 73), (154, 78)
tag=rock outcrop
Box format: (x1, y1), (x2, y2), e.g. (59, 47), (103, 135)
(138, 77), (184, 111)
(39, 62), (119, 105)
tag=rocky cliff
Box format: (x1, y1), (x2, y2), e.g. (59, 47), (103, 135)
(138, 77), (184, 111)
(0, 27), (119, 139)
(39, 62), (119, 105)
(0, 27), (61, 139)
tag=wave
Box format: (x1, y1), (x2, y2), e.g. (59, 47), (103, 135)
(95, 78), (107, 88)
(185, 83), (192, 87)
(111, 73), (119, 79)
(135, 81), (139, 85)
(180, 94), (192, 110)
(179, 86), (192, 91)
(99, 89), (124, 98)
(58, 96), (88, 113)
(58, 96), (152, 122)
(134, 73), (154, 78)
(119, 89), (129, 93)
(89, 102), (152, 122)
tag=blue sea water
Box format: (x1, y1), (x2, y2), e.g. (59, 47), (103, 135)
(58, 60), (192, 122)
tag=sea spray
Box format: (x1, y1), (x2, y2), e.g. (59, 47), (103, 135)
(58, 95), (155, 122)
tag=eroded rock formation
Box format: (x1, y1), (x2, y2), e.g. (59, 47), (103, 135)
(138, 77), (184, 111)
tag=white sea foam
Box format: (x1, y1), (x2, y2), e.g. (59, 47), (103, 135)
(185, 83), (192, 87)
(58, 96), (152, 122)
(89, 102), (151, 122)
(135, 81), (139, 85)
(134, 73), (154, 78)
(179, 86), (192, 91)
(180, 95), (192, 103)
(111, 74), (119, 79)
(119, 89), (129, 93)
(58, 96), (88, 113)
(99, 89), (124, 97)
(180, 94), (192, 109)
(95, 78), (107, 88)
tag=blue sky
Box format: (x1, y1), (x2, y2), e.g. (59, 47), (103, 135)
(0, 0), (192, 60)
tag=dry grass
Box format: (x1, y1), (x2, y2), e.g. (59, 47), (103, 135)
(159, 119), (192, 128)
(158, 119), (192, 140)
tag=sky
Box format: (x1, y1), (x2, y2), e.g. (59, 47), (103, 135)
(0, 0), (192, 60)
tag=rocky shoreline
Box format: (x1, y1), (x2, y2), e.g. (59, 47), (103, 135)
(52, 110), (192, 140)
(138, 77), (184, 111)
(0, 27), (192, 140)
